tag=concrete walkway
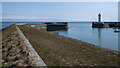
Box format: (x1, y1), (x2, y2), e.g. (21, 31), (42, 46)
(16, 25), (46, 66)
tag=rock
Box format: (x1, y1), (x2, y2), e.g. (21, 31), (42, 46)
(7, 39), (12, 43)
(6, 35), (9, 37)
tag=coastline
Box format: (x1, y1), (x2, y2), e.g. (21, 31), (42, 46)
(1, 24), (119, 66)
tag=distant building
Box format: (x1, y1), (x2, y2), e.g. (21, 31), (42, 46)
(98, 13), (101, 23)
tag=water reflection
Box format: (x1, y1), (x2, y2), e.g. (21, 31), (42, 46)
(48, 29), (68, 36)
(116, 28), (120, 51)
(98, 28), (102, 46)
(47, 28), (68, 31)
(92, 28), (102, 46)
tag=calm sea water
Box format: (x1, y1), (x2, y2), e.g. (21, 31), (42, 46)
(49, 22), (119, 51)
(2, 22), (119, 51)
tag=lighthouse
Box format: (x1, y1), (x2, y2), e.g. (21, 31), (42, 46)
(98, 13), (101, 23)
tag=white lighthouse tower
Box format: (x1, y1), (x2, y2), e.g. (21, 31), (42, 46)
(98, 13), (101, 23)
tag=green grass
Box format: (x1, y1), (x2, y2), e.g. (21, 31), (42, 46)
(2, 62), (6, 67)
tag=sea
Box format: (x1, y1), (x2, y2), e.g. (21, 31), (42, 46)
(1, 22), (119, 51)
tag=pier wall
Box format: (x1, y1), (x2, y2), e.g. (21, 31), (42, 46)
(45, 22), (68, 31)
(92, 22), (120, 28)
(17, 22), (68, 31)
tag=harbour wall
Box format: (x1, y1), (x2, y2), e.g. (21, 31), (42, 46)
(45, 22), (68, 31)
(17, 22), (68, 31)
(92, 22), (120, 28)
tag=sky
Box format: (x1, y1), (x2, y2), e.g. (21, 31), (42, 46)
(2, 2), (118, 22)
(118, 1), (120, 22)
(2, 0), (120, 2)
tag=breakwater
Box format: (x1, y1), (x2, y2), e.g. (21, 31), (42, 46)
(16, 22), (68, 31)
(45, 22), (68, 31)
(92, 22), (120, 28)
